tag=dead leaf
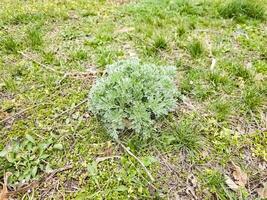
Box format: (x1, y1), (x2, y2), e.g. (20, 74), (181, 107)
(210, 58), (216, 71)
(201, 150), (209, 159)
(0, 172), (12, 200)
(225, 175), (239, 191)
(103, 141), (113, 156)
(232, 163), (248, 187)
(257, 183), (267, 199)
(186, 174), (198, 199)
(0, 111), (9, 121)
(116, 27), (134, 34)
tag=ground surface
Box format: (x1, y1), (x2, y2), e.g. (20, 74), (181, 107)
(0, 0), (266, 199)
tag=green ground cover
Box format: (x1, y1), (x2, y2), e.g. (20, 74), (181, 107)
(0, 0), (266, 199)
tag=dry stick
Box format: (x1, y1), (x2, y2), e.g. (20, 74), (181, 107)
(0, 105), (38, 124)
(0, 172), (12, 200)
(19, 51), (98, 81)
(52, 99), (88, 120)
(8, 165), (73, 197)
(249, 110), (260, 130)
(115, 138), (155, 182)
(19, 51), (64, 75)
(95, 156), (121, 164)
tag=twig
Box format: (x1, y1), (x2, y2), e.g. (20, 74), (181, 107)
(95, 156), (121, 163)
(57, 72), (98, 85)
(52, 99), (88, 120)
(43, 165), (73, 182)
(19, 51), (98, 82)
(115, 138), (155, 182)
(154, 148), (180, 178)
(8, 165), (72, 197)
(19, 51), (64, 75)
(0, 105), (38, 124)
(0, 172), (12, 200)
(249, 110), (260, 129)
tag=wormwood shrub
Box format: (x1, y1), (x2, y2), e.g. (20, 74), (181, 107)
(89, 60), (178, 139)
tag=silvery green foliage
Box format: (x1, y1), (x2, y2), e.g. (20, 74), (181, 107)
(89, 59), (177, 139)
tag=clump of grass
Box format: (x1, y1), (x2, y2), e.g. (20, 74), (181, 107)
(180, 68), (213, 99)
(226, 63), (252, 80)
(175, 60), (183, 68)
(187, 40), (204, 58)
(97, 49), (123, 68)
(26, 26), (43, 49)
(208, 71), (230, 88)
(200, 169), (236, 199)
(161, 117), (202, 153)
(1, 36), (19, 53)
(42, 51), (58, 65)
(8, 13), (45, 25)
(177, 25), (187, 37)
(201, 169), (225, 191)
(207, 71), (235, 94)
(242, 86), (263, 111)
(219, 0), (266, 20)
(211, 100), (232, 121)
(71, 49), (88, 61)
(3, 77), (17, 92)
(153, 36), (168, 50)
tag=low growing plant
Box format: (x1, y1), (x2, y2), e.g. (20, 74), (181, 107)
(0, 134), (63, 184)
(89, 59), (178, 139)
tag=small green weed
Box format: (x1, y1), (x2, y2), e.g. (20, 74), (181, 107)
(0, 134), (63, 184)
(248, 131), (267, 161)
(78, 156), (156, 199)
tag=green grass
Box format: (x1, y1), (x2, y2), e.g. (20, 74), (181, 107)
(153, 35), (168, 50)
(210, 100), (232, 121)
(160, 117), (202, 153)
(200, 169), (238, 200)
(219, 0), (266, 20)
(0, 36), (19, 54)
(0, 0), (266, 199)
(27, 26), (43, 49)
(187, 39), (205, 58)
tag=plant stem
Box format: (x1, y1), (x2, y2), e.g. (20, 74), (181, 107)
(115, 138), (155, 182)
